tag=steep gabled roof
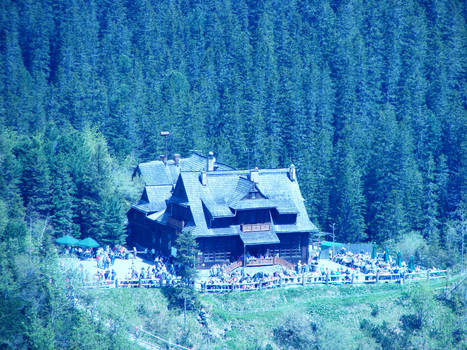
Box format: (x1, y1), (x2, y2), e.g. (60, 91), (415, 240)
(130, 152), (235, 215)
(176, 169), (317, 237)
(133, 160), (176, 186)
(132, 152), (234, 186)
(131, 185), (173, 214)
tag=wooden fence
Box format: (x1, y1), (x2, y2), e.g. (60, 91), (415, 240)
(80, 270), (447, 293)
(82, 277), (180, 289)
(196, 270), (448, 293)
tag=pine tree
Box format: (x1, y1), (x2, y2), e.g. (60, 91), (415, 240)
(0, 130), (27, 241)
(164, 227), (199, 311)
(423, 154), (440, 248)
(71, 127), (125, 244)
(99, 194), (125, 245)
(364, 105), (400, 241)
(49, 153), (79, 238)
(333, 140), (366, 242)
(17, 135), (51, 218)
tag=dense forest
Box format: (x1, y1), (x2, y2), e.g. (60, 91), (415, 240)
(2, 0), (465, 248)
(0, 0), (466, 347)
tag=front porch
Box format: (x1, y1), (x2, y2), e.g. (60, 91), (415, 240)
(195, 232), (309, 269)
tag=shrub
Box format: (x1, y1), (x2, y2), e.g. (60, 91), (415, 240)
(273, 313), (318, 350)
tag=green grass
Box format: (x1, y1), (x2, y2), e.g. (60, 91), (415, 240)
(83, 277), (461, 349)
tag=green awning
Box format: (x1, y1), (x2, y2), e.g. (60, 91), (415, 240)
(55, 235), (80, 246)
(320, 241), (344, 248)
(78, 237), (100, 248)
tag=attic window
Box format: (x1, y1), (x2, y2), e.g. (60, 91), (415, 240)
(242, 185), (266, 200)
(247, 189), (265, 200)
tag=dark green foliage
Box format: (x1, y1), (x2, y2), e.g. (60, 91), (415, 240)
(360, 285), (465, 350)
(333, 140), (366, 242)
(1, 0), (463, 347)
(1, 0), (465, 248)
(164, 228), (199, 311)
(273, 313), (319, 350)
(163, 284), (200, 313)
(400, 314), (422, 332)
(17, 135), (51, 217)
(0, 131), (132, 349)
(174, 228), (198, 282)
(370, 304), (379, 317)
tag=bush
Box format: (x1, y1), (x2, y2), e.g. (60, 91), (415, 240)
(395, 232), (427, 263)
(273, 313), (318, 350)
(400, 314), (422, 332)
(162, 285), (200, 312)
(370, 304), (379, 317)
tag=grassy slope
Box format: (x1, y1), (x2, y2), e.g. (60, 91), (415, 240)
(201, 283), (426, 349)
(87, 277), (460, 349)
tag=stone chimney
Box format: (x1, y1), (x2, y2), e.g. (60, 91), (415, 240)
(200, 171), (207, 186)
(250, 167), (259, 183)
(289, 164), (296, 181)
(160, 154), (167, 165)
(207, 151), (215, 172)
(173, 153), (181, 166)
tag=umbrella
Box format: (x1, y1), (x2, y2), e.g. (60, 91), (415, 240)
(384, 247), (390, 263)
(55, 235), (80, 246)
(78, 237), (100, 248)
(371, 242), (377, 259)
(409, 256), (414, 272)
(396, 251), (402, 267)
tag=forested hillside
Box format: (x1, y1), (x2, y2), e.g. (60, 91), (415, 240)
(1, 0), (466, 251)
(0, 0), (465, 348)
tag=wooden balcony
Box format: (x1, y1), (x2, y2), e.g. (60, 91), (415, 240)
(241, 222), (270, 232)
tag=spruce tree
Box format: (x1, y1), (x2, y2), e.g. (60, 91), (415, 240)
(333, 140), (366, 242)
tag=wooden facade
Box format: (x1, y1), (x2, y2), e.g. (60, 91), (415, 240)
(127, 154), (317, 269)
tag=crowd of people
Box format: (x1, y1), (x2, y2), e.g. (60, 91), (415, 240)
(58, 244), (180, 287)
(200, 248), (440, 291)
(61, 242), (442, 291)
(62, 245), (134, 261)
(331, 248), (413, 275)
(92, 253), (178, 286)
(203, 262), (299, 290)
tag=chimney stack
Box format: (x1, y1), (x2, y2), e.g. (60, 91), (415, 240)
(174, 153), (181, 166)
(289, 164), (296, 181)
(160, 154), (167, 165)
(250, 167), (259, 183)
(200, 171), (207, 186)
(207, 151), (215, 172)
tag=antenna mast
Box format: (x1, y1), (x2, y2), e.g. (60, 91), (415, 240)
(160, 131), (170, 161)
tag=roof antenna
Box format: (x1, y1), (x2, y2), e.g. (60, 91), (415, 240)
(160, 131), (170, 164)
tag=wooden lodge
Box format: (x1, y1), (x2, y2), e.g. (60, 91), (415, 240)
(127, 152), (318, 268)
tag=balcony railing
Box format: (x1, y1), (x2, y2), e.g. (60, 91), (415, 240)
(241, 222), (270, 232)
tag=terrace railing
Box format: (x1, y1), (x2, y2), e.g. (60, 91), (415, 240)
(197, 270), (448, 293)
(224, 260), (243, 274)
(273, 256), (294, 270)
(80, 270), (448, 292)
(82, 277), (180, 289)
